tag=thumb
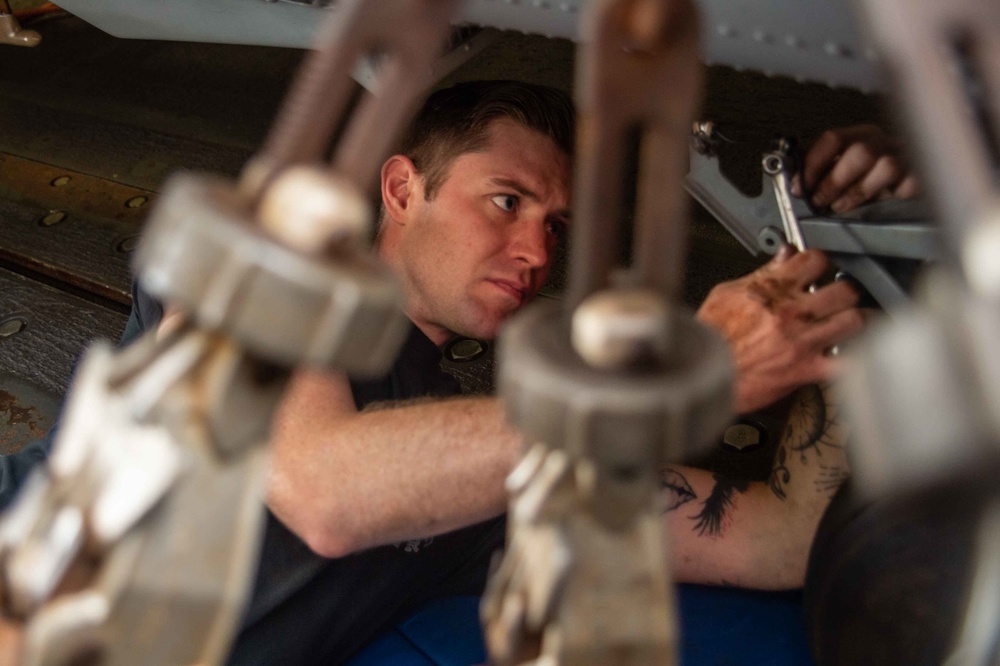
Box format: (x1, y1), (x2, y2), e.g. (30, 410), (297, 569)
(773, 243), (797, 264)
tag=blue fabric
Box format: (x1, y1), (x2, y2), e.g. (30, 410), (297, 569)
(349, 586), (813, 666)
(677, 585), (813, 666)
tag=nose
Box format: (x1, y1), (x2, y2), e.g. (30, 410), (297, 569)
(509, 218), (550, 270)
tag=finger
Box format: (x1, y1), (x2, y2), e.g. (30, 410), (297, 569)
(812, 140), (880, 209)
(802, 125), (886, 191)
(156, 306), (186, 342)
(790, 173), (803, 198)
(890, 173), (921, 200)
(801, 307), (866, 350)
(767, 248), (830, 289)
(802, 279), (860, 319)
(802, 129), (848, 192)
(803, 354), (843, 386)
(830, 154), (906, 213)
(773, 243), (797, 263)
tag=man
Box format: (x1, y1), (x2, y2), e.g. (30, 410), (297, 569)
(0, 81), (914, 663)
(257, 80), (908, 660)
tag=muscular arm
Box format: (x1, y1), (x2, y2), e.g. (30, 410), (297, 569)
(663, 383), (848, 589)
(270, 369), (849, 592)
(266, 370), (523, 558)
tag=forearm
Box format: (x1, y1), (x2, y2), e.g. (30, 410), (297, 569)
(267, 371), (523, 557)
(664, 384), (849, 589)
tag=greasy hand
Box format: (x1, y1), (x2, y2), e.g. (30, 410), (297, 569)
(791, 124), (920, 213)
(696, 247), (863, 414)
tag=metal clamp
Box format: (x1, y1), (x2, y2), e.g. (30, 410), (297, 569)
(483, 0), (733, 663)
(687, 123), (936, 309)
(0, 1), (460, 664)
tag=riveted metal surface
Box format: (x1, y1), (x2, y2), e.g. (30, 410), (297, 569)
(0, 268), (128, 396)
(0, 153), (154, 304)
(0, 154), (154, 226)
(53, 0), (881, 90)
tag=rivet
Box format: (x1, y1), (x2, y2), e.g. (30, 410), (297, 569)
(116, 236), (139, 253)
(447, 338), (486, 362)
(785, 35), (804, 49)
(752, 30), (772, 44)
(717, 24), (735, 38)
(722, 423), (763, 451)
(824, 41), (852, 58)
(125, 195), (148, 209)
(39, 210), (66, 226)
(0, 318), (26, 338)
(50, 176), (71, 187)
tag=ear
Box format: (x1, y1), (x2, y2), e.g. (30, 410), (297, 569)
(380, 154), (422, 226)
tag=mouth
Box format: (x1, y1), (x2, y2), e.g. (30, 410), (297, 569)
(486, 279), (528, 305)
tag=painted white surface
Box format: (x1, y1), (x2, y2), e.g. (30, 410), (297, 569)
(53, 0), (883, 91)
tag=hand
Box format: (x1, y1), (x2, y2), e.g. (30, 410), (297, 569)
(696, 247), (864, 414)
(791, 124), (920, 213)
(0, 616), (23, 664)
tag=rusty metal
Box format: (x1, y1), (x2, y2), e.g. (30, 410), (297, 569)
(568, 0), (703, 308)
(0, 154), (155, 227)
(0, 375), (57, 456)
(246, 0), (460, 198)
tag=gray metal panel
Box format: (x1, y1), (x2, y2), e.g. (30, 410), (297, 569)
(54, 0), (882, 91)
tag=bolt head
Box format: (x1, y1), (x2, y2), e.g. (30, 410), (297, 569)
(571, 289), (671, 370)
(258, 167), (372, 253)
(447, 338), (486, 362)
(722, 423), (762, 451)
(116, 236), (139, 253)
(0, 318), (26, 338)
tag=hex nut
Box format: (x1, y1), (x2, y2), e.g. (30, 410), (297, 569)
(722, 423), (762, 451)
(0, 318), (26, 338)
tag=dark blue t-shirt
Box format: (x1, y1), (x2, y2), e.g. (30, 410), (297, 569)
(0, 281), (506, 665)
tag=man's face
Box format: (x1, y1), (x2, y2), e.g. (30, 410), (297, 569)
(392, 119), (572, 345)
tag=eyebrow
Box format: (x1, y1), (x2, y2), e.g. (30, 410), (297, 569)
(488, 177), (572, 222)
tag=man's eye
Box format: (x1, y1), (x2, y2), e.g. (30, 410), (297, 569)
(546, 219), (568, 239)
(491, 194), (517, 212)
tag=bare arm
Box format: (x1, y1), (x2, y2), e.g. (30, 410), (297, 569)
(266, 370), (523, 558)
(663, 383), (848, 589)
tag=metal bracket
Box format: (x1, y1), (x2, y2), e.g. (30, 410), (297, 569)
(686, 125), (938, 309)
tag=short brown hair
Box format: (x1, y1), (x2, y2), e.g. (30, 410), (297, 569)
(400, 80), (575, 199)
